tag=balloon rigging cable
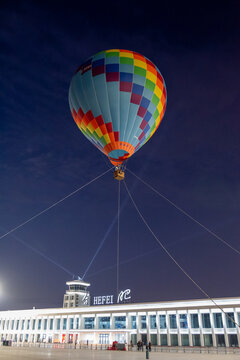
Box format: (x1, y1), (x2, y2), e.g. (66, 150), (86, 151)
(0, 168), (113, 242)
(123, 178), (240, 328)
(127, 168), (240, 256)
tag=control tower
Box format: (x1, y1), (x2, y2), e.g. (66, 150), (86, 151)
(63, 278), (90, 308)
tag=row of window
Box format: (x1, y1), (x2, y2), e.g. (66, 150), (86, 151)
(1, 333), (239, 348)
(0, 312), (238, 332)
(146, 333), (239, 347)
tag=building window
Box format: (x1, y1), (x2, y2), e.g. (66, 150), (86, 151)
(150, 334), (157, 345)
(38, 319), (41, 330)
(179, 314), (188, 328)
(131, 316), (136, 329)
(204, 334), (213, 347)
(63, 318), (67, 330)
(21, 320), (25, 330)
(69, 318), (74, 330)
(16, 320), (19, 330)
(44, 319), (47, 330)
(11, 320), (14, 330)
(32, 319), (36, 330)
(70, 296), (74, 300)
(226, 312), (235, 328)
(170, 334), (178, 346)
(192, 334), (201, 346)
(56, 319), (60, 330)
(84, 317), (94, 329)
(159, 315), (166, 329)
(213, 313), (223, 328)
(76, 318), (79, 329)
(216, 334), (225, 347)
(181, 334), (189, 346)
(150, 315), (156, 329)
(202, 313), (211, 328)
(64, 303), (68, 308)
(50, 319), (53, 330)
(141, 316), (146, 329)
(229, 334), (238, 347)
(99, 317), (110, 329)
(65, 296), (69, 300)
(70, 303), (74, 307)
(115, 316), (126, 329)
(160, 334), (168, 346)
(6, 320), (9, 330)
(190, 314), (199, 328)
(169, 314), (177, 329)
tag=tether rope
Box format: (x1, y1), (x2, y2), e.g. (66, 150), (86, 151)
(0, 168), (113, 241)
(117, 181), (121, 297)
(124, 180), (239, 328)
(127, 169), (240, 256)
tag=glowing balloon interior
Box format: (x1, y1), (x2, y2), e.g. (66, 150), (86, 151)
(69, 49), (167, 167)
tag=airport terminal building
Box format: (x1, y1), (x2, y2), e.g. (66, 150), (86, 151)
(0, 280), (240, 348)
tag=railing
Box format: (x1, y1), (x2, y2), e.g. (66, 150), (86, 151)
(1, 342), (240, 354)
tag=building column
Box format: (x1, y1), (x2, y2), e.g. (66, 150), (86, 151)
(146, 312), (150, 343)
(176, 311), (181, 346)
(222, 311), (229, 347)
(156, 312), (160, 346)
(209, 310), (217, 347)
(137, 313), (141, 342)
(166, 312), (170, 346)
(234, 309), (240, 347)
(198, 310), (204, 347)
(187, 311), (193, 346)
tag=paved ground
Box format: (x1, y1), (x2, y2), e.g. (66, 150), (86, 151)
(0, 348), (239, 360)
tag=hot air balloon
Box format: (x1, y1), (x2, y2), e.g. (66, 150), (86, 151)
(69, 49), (167, 180)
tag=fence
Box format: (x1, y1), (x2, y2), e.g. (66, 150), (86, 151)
(1, 342), (240, 354)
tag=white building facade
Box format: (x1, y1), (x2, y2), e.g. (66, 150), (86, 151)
(0, 297), (240, 348)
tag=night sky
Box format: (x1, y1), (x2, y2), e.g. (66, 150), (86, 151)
(0, 1), (240, 311)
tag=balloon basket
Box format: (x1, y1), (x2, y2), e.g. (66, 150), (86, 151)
(114, 169), (125, 181)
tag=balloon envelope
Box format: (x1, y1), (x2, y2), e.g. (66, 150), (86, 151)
(69, 49), (167, 166)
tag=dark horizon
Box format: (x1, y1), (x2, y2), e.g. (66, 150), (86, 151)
(0, 1), (240, 311)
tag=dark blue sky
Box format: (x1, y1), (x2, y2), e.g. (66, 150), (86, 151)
(0, 1), (240, 310)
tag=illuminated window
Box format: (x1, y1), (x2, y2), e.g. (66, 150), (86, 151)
(141, 316), (146, 329)
(99, 317), (110, 329)
(63, 318), (67, 330)
(131, 316), (136, 329)
(159, 315), (166, 329)
(190, 314), (199, 328)
(226, 313), (235, 328)
(84, 317), (94, 329)
(213, 313), (223, 328)
(179, 314), (188, 328)
(169, 314), (177, 329)
(56, 318), (60, 330)
(69, 318), (74, 330)
(150, 315), (156, 329)
(115, 316), (126, 329)
(202, 313), (211, 328)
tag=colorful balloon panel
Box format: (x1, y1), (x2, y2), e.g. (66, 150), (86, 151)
(69, 49), (167, 166)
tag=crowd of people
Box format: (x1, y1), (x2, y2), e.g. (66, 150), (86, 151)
(131, 340), (151, 351)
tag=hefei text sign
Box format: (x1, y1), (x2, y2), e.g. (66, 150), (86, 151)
(93, 289), (131, 305)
